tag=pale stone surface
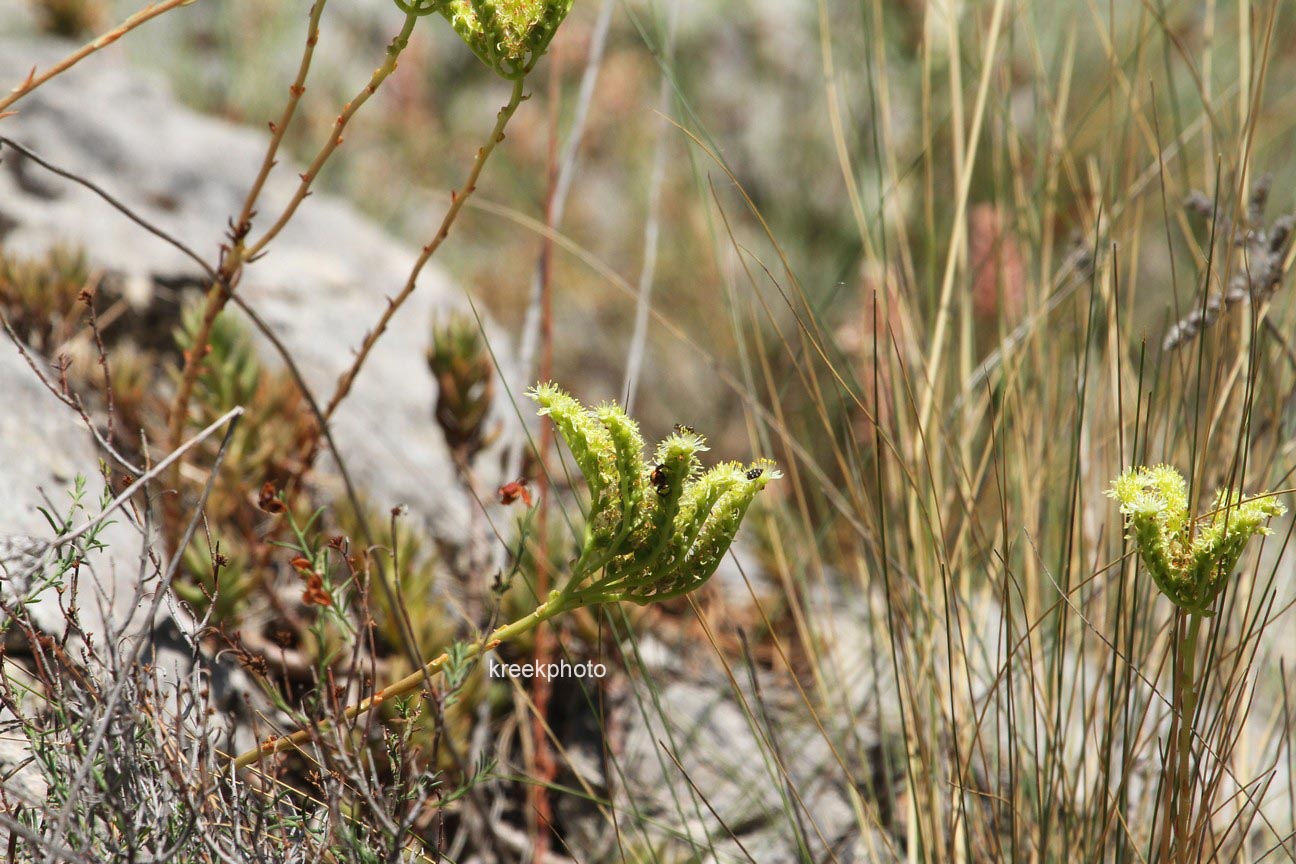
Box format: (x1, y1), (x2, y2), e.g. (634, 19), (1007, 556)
(0, 31), (517, 549)
(0, 341), (144, 639)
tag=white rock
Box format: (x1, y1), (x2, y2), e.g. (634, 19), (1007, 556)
(0, 30), (517, 549)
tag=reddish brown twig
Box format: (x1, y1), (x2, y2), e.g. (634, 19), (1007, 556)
(0, 0), (195, 118)
(242, 11), (418, 259)
(234, 0), (330, 239)
(528, 55), (562, 862)
(316, 77), (529, 428)
(165, 7), (415, 544)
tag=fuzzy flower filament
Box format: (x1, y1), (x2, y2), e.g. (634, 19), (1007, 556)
(531, 383), (616, 553)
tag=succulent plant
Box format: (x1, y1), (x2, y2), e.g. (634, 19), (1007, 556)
(426, 313), (495, 459)
(170, 305), (315, 619)
(0, 243), (89, 353)
(234, 381), (778, 769)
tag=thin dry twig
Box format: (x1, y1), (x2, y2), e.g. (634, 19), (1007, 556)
(318, 77), (529, 425)
(0, 137), (214, 273)
(44, 406), (243, 861)
(242, 10), (417, 260)
(232, 0), (330, 240)
(29, 406), (242, 558)
(0, 137), (363, 529)
(528, 55), (563, 858)
(166, 8), (419, 513)
(1, 312), (143, 477)
(0, 0), (197, 119)
(516, 0), (616, 392)
(622, 0), (681, 412)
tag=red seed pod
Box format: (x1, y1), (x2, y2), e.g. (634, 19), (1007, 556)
(258, 482), (287, 514)
(498, 479), (533, 507)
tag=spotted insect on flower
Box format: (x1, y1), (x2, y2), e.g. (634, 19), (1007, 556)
(746, 467), (764, 481)
(650, 463), (670, 496)
(674, 423), (695, 435)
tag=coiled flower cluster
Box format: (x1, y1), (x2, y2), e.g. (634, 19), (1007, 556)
(397, 0), (574, 79)
(1108, 465), (1285, 614)
(530, 383), (779, 604)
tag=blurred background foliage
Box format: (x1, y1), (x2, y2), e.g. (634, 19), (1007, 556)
(78, 0), (1296, 466)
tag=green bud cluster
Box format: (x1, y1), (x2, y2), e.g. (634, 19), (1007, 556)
(1108, 465), (1285, 614)
(529, 383), (779, 605)
(402, 0), (573, 79)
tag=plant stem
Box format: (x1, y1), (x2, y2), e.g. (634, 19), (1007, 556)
(1172, 611), (1203, 862)
(171, 10), (419, 440)
(165, 9), (417, 541)
(264, 76), (530, 517)
(0, 0), (196, 118)
(232, 0), (330, 239)
(231, 592), (570, 771)
(243, 11), (420, 259)
(318, 76), (529, 425)
(529, 58), (561, 857)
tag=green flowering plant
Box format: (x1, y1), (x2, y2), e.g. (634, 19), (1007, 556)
(1108, 465), (1285, 857)
(530, 382), (779, 604)
(396, 0), (574, 79)
(234, 382), (777, 770)
(1107, 464), (1285, 614)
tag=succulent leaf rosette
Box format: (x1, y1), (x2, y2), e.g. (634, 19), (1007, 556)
(530, 382), (779, 605)
(1108, 465), (1285, 614)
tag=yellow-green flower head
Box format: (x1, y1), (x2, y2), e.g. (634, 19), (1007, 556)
(438, 0), (574, 79)
(1108, 464), (1188, 530)
(1108, 465), (1285, 613)
(530, 382), (616, 502)
(528, 383), (778, 604)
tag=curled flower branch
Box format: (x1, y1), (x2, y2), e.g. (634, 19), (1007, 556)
(232, 383), (778, 770)
(438, 0), (575, 78)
